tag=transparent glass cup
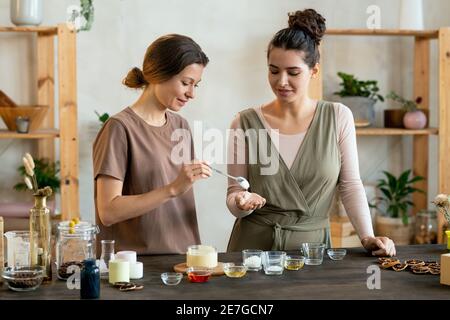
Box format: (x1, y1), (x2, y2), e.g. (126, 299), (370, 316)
(242, 249), (263, 271)
(99, 240), (115, 279)
(262, 251), (286, 275)
(301, 242), (325, 265)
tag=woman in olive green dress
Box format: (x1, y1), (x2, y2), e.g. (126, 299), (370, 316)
(226, 9), (395, 256)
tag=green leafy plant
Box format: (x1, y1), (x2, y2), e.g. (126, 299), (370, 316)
(95, 110), (109, 124)
(386, 91), (422, 112)
(80, 0), (94, 31)
(14, 158), (60, 195)
(68, 0), (94, 32)
(370, 169), (425, 225)
(334, 72), (384, 103)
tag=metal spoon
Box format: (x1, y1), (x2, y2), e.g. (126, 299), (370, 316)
(208, 166), (250, 190)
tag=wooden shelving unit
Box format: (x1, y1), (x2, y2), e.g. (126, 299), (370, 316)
(0, 24), (79, 221)
(309, 27), (450, 244)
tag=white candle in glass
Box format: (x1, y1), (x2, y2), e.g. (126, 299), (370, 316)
(108, 259), (130, 284)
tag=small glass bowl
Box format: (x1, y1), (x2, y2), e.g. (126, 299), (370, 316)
(223, 263), (247, 278)
(161, 272), (183, 286)
(284, 255), (305, 270)
(186, 267), (212, 283)
(327, 248), (347, 261)
(2, 266), (44, 291)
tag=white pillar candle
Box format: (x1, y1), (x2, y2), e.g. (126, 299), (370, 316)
(108, 259), (130, 284)
(115, 251), (137, 263)
(130, 261), (143, 279)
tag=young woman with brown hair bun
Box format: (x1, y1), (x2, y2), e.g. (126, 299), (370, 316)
(226, 9), (396, 256)
(93, 34), (212, 254)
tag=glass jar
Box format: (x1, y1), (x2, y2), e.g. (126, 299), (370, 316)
(99, 240), (115, 279)
(56, 221), (99, 280)
(414, 210), (437, 244)
(186, 245), (217, 268)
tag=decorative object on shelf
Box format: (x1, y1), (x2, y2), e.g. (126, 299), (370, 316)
(371, 169), (425, 245)
(441, 253), (450, 286)
(399, 0), (423, 30)
(0, 90), (18, 108)
(0, 105), (48, 132)
(15, 116), (30, 133)
(67, 0), (94, 32)
(333, 72), (384, 127)
(386, 91), (427, 129)
(10, 0), (43, 26)
(14, 157), (60, 195)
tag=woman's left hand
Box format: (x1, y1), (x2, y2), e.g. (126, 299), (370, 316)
(361, 236), (396, 257)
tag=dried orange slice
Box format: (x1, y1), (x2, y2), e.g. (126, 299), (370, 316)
(392, 263), (408, 271)
(411, 265), (430, 274)
(429, 268), (440, 275)
(381, 260), (400, 269)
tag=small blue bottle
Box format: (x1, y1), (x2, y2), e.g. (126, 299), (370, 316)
(80, 259), (100, 299)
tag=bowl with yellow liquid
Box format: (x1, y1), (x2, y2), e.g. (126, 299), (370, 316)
(284, 255), (305, 271)
(223, 263), (247, 278)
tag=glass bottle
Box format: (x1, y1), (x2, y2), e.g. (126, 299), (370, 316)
(414, 210), (437, 244)
(99, 240), (115, 279)
(29, 194), (52, 283)
(80, 258), (100, 299)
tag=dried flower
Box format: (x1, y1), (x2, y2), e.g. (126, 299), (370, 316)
(25, 153), (35, 169)
(21, 153), (38, 193)
(23, 156), (34, 177)
(432, 194), (450, 225)
(34, 186), (53, 197)
(24, 176), (33, 190)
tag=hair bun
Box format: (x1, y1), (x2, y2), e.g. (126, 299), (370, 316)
(122, 67), (148, 89)
(288, 9), (326, 45)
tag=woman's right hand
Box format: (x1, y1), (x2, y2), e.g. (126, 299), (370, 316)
(235, 191), (266, 211)
(169, 161), (212, 197)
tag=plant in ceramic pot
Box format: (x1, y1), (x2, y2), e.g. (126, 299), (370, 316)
(334, 72), (384, 127)
(370, 169), (425, 245)
(386, 91), (427, 129)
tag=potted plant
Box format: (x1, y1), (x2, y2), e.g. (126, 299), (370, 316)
(333, 72), (384, 127)
(385, 91), (427, 129)
(370, 169), (425, 245)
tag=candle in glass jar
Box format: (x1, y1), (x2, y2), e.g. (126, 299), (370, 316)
(108, 259), (129, 284)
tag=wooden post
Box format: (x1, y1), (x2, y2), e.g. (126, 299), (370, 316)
(58, 24), (79, 220)
(412, 37), (430, 216)
(439, 27), (450, 243)
(36, 32), (55, 162)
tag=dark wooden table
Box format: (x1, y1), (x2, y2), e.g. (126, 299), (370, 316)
(1, 245), (449, 300)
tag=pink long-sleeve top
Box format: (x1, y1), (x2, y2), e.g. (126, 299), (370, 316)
(226, 103), (374, 240)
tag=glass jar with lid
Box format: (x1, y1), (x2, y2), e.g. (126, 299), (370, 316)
(186, 245), (218, 268)
(414, 210), (437, 244)
(56, 221), (99, 280)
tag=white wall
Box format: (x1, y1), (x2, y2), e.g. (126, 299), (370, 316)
(0, 0), (449, 251)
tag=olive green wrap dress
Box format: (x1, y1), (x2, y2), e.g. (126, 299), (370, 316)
(227, 101), (341, 251)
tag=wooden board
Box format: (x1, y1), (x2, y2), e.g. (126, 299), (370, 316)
(174, 262), (225, 276)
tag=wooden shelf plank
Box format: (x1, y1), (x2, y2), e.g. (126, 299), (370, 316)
(356, 127), (438, 136)
(0, 129), (59, 139)
(326, 29), (439, 38)
(0, 26), (57, 35)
